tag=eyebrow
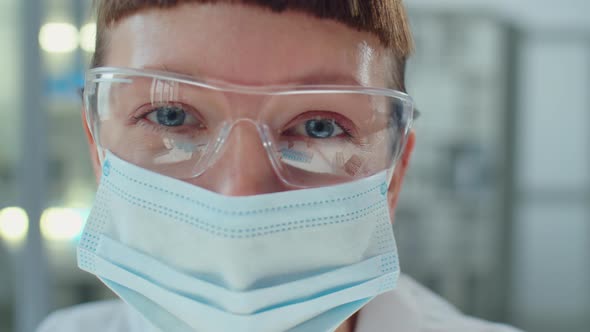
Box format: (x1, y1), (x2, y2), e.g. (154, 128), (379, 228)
(139, 64), (363, 87)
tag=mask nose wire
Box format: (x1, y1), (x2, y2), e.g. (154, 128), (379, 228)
(198, 118), (286, 182)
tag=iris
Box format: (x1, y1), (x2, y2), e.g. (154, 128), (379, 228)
(305, 119), (335, 138)
(155, 106), (186, 127)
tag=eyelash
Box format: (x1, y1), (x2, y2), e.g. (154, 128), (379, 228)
(281, 111), (358, 139)
(130, 102), (204, 135)
(129, 105), (358, 141)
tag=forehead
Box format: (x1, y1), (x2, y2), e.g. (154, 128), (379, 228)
(104, 3), (389, 87)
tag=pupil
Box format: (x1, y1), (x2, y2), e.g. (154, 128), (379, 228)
(306, 119), (334, 138)
(157, 107), (186, 127)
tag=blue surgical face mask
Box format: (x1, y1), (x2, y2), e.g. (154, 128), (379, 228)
(78, 151), (400, 332)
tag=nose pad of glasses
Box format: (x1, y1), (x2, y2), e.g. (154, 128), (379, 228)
(204, 119), (268, 169)
(197, 119), (286, 196)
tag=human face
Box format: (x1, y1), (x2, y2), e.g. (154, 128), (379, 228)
(85, 2), (414, 204)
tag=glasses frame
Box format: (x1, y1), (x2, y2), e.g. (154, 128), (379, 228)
(83, 66), (419, 188)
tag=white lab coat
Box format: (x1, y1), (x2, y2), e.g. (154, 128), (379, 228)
(37, 275), (523, 332)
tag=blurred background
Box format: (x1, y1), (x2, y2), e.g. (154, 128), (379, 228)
(0, 0), (588, 331)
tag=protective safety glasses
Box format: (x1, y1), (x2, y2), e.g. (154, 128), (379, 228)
(83, 67), (417, 188)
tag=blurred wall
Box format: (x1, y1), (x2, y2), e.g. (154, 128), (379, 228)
(511, 32), (590, 332)
(406, 1), (590, 331)
(408, 0), (590, 30)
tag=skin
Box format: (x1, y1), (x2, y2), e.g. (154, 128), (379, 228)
(84, 3), (415, 331)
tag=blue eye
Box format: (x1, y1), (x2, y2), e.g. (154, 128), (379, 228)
(150, 106), (186, 127)
(144, 105), (203, 128)
(282, 113), (350, 140)
(304, 119), (343, 138)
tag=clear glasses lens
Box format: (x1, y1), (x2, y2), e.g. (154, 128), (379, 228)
(85, 69), (415, 187)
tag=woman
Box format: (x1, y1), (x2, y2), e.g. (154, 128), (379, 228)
(39, 1), (521, 331)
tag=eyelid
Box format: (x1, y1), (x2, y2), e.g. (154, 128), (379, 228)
(131, 101), (206, 127)
(281, 111), (358, 137)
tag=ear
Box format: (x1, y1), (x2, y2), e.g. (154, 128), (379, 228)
(387, 131), (415, 223)
(82, 107), (102, 183)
